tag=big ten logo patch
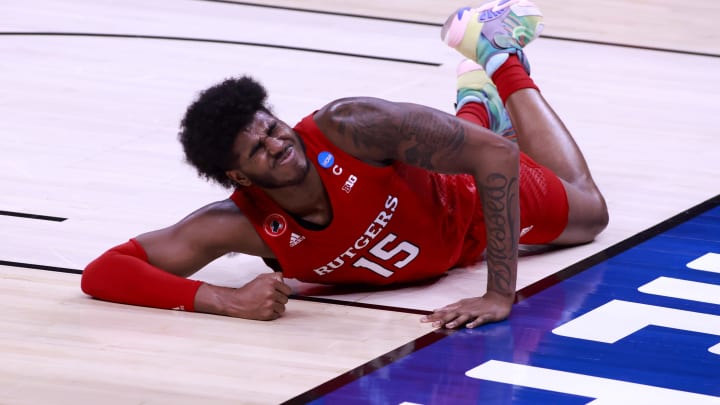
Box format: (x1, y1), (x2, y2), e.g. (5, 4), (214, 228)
(342, 174), (358, 193)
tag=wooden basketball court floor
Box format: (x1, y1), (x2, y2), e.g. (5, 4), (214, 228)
(1, 0), (719, 403)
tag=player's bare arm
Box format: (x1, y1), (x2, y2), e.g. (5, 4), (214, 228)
(315, 97), (520, 328)
(134, 199), (271, 276)
(131, 200), (291, 320)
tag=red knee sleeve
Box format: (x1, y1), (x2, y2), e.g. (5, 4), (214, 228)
(81, 239), (203, 312)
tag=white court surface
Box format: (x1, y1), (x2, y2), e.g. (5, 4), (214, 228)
(1, 0), (719, 310)
(0, 264), (430, 404)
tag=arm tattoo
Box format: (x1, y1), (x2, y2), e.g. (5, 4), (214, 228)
(482, 172), (518, 295)
(330, 101), (465, 170)
(331, 102), (386, 151)
(398, 112), (465, 171)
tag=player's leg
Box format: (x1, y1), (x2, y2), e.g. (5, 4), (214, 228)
(454, 61), (588, 247)
(443, 0), (608, 245)
(503, 85), (608, 245)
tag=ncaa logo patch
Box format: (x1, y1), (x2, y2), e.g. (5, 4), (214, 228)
(263, 213), (287, 237)
(318, 151), (334, 168)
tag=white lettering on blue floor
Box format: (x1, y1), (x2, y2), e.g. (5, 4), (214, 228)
(465, 360), (720, 404)
(465, 251), (720, 402)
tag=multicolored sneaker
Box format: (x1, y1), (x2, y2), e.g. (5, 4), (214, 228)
(456, 59), (516, 141)
(441, 0), (543, 76)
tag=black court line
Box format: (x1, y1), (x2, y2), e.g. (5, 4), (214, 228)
(291, 295), (430, 315)
(0, 32), (440, 67)
(0, 260), (82, 275)
(0, 210), (66, 222)
(198, 0), (441, 27)
(282, 193), (720, 404)
(538, 35), (720, 59)
(207, 0), (720, 59)
(0, 259), (424, 316)
(0, 255), (434, 314)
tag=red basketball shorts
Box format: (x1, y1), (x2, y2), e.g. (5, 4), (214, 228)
(456, 152), (569, 266)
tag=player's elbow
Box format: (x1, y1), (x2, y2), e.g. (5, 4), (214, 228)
(478, 137), (519, 174)
(80, 254), (107, 297)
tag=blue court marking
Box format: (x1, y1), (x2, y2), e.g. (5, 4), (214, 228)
(285, 195), (720, 404)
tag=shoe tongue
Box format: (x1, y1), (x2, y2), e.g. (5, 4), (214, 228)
(485, 53), (510, 77)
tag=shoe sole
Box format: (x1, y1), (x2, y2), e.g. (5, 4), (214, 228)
(441, 0), (524, 47)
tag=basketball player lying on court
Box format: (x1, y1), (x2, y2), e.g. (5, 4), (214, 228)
(81, 0), (608, 329)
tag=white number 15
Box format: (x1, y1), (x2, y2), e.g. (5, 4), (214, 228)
(352, 233), (419, 277)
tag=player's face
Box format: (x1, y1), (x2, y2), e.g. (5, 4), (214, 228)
(227, 110), (310, 189)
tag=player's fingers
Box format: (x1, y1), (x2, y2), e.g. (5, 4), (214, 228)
(260, 272), (278, 280)
(443, 314), (473, 329)
(275, 281), (292, 296)
(272, 301), (286, 316)
(274, 290), (289, 304)
(430, 310), (462, 328)
(420, 308), (453, 323)
(465, 313), (497, 329)
(259, 308), (279, 321)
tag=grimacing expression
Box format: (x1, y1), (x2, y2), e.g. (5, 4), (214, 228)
(228, 110), (310, 188)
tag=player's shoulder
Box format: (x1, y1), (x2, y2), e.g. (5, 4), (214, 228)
(180, 198), (250, 231)
(178, 198), (269, 254)
(192, 198), (241, 215)
(314, 97), (401, 165)
(316, 96), (395, 121)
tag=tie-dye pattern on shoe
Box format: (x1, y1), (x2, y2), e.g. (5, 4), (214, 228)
(442, 0), (543, 76)
(456, 60), (516, 141)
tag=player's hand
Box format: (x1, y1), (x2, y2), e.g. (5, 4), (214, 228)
(197, 273), (291, 320)
(224, 273), (291, 320)
(420, 291), (514, 329)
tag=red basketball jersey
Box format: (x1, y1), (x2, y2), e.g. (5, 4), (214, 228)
(230, 113), (485, 285)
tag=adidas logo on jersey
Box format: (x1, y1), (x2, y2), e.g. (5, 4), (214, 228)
(520, 225), (534, 237)
(289, 232), (305, 247)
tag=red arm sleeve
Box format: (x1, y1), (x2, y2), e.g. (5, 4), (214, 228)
(81, 239), (203, 312)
